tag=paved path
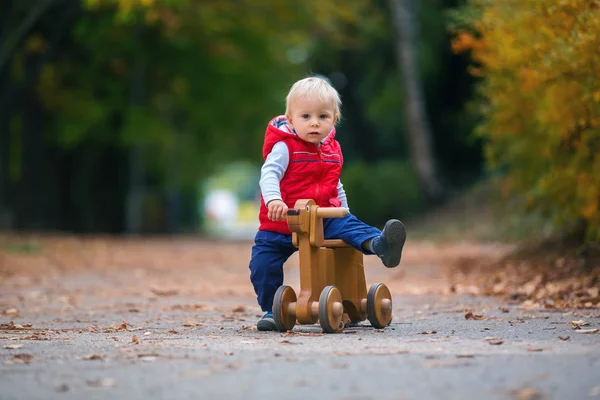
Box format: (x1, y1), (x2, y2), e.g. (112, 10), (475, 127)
(1, 238), (599, 400)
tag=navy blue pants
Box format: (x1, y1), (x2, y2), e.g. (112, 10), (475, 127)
(248, 213), (381, 312)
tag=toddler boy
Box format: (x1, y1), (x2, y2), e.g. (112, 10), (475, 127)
(249, 77), (406, 331)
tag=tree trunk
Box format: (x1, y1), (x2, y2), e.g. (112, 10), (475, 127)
(389, 0), (444, 203)
(125, 25), (146, 234)
(18, 52), (45, 230)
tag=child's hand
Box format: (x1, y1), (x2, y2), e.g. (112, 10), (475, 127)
(267, 200), (288, 221)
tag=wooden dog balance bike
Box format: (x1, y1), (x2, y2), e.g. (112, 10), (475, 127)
(272, 199), (393, 333)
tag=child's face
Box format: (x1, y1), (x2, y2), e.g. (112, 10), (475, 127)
(287, 97), (338, 145)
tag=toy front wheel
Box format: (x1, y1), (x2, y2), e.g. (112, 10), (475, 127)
(319, 286), (344, 333)
(273, 285), (297, 332)
(367, 283), (393, 329)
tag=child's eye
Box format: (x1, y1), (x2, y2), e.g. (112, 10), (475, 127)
(320, 114), (328, 119)
(302, 114), (310, 119)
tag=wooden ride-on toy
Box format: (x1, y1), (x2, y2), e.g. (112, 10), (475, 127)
(273, 199), (393, 333)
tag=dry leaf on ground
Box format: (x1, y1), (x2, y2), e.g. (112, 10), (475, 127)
(574, 328), (598, 334)
(150, 287), (178, 296)
(86, 378), (116, 388)
(511, 387), (542, 400)
(8, 354), (34, 364)
(182, 322), (202, 327)
(570, 320), (590, 327)
(484, 337), (504, 345)
(82, 354), (102, 360)
(465, 311), (484, 320)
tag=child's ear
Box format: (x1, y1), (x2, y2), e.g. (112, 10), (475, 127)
(333, 114), (339, 125)
(286, 114), (293, 127)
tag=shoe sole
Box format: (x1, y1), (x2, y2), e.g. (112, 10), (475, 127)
(257, 318), (278, 331)
(381, 219), (406, 268)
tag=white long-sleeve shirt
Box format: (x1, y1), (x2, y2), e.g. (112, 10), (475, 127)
(260, 141), (349, 209)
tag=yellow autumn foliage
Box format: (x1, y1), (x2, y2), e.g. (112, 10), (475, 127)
(453, 0), (600, 240)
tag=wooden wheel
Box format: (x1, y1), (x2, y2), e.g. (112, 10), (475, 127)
(367, 283), (392, 329)
(319, 286), (344, 333)
(273, 285), (297, 332)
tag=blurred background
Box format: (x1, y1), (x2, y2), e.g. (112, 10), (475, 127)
(0, 0), (598, 243)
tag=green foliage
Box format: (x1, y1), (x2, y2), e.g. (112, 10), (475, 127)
(27, 0), (386, 193)
(341, 161), (423, 226)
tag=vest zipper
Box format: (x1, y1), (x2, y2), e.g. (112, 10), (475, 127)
(315, 145), (321, 204)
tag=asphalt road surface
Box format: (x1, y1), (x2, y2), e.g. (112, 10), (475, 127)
(1, 238), (599, 400)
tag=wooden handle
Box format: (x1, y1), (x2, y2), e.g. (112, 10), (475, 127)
(316, 207), (349, 219)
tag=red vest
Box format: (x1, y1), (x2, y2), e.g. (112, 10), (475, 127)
(259, 117), (343, 235)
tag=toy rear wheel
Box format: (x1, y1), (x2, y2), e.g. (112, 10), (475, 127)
(273, 285), (297, 332)
(367, 283), (392, 329)
(319, 286), (344, 333)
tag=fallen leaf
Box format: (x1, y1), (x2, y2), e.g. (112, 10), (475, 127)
(9, 354), (33, 364)
(465, 312), (484, 320)
(167, 329), (178, 334)
(150, 287), (178, 296)
(223, 351), (233, 355)
(3, 322), (25, 330)
(82, 354), (102, 360)
(574, 328), (598, 334)
(557, 335), (570, 341)
(511, 387), (542, 400)
(527, 347), (544, 352)
(283, 331), (323, 337)
(86, 378), (116, 388)
(484, 337), (504, 345)
(3, 308), (18, 315)
(3, 344), (23, 349)
(131, 335), (140, 344)
(232, 305), (246, 313)
(570, 320), (590, 328)
(419, 330), (437, 335)
(280, 340), (301, 345)
(182, 322), (202, 327)
(104, 321), (128, 333)
(137, 353), (159, 359)
(456, 354), (474, 358)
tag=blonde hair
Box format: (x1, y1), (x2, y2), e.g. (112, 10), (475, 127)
(285, 77), (342, 122)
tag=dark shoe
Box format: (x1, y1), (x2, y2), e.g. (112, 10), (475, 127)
(372, 219), (406, 268)
(257, 312), (278, 331)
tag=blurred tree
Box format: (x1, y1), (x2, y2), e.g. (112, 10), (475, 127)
(1, 0), (389, 232)
(307, 0), (480, 213)
(390, 0), (444, 203)
(451, 0), (600, 240)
